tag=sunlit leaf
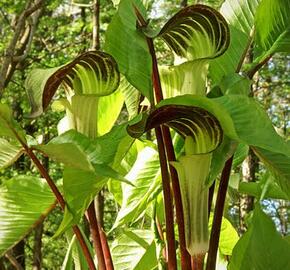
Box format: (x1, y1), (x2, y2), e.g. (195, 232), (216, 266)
(0, 176), (55, 256)
(255, 0), (290, 57)
(0, 138), (23, 169)
(209, 0), (260, 84)
(105, 0), (153, 102)
(111, 229), (158, 270)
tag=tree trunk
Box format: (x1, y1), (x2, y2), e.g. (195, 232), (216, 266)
(239, 149), (258, 234)
(32, 223), (44, 270)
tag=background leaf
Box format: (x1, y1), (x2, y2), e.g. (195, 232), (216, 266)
(0, 138), (23, 169)
(0, 176), (55, 256)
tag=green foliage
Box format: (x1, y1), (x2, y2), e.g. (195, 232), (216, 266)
(0, 176), (55, 256)
(228, 204), (290, 270)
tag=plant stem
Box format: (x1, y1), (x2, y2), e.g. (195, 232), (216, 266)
(134, 6), (190, 269)
(99, 225), (114, 270)
(155, 126), (177, 270)
(206, 156), (233, 270)
(162, 126), (192, 270)
(17, 136), (96, 270)
(87, 202), (106, 270)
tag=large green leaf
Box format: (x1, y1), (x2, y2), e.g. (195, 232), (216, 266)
(253, 147), (290, 198)
(105, 0), (153, 102)
(209, 0), (260, 84)
(0, 138), (23, 169)
(111, 229), (158, 270)
(25, 51), (120, 117)
(255, 0), (290, 59)
(228, 204), (290, 270)
(0, 176), (55, 256)
(38, 126), (133, 234)
(112, 146), (161, 229)
(208, 215), (239, 256)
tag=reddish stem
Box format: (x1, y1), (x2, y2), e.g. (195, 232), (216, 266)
(162, 126), (192, 270)
(99, 225), (114, 270)
(206, 157), (233, 270)
(16, 135), (96, 270)
(87, 202), (106, 270)
(134, 6), (189, 269)
(155, 126), (177, 270)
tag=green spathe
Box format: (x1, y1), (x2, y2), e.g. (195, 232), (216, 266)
(171, 137), (211, 256)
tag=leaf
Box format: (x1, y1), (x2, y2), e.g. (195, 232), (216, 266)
(232, 143), (249, 168)
(0, 176), (55, 256)
(105, 0), (153, 102)
(228, 204), (290, 270)
(111, 229), (158, 270)
(209, 215), (239, 256)
(25, 51), (120, 117)
(255, 0), (290, 56)
(45, 125), (133, 234)
(112, 146), (161, 229)
(0, 138), (23, 169)
(0, 104), (26, 142)
(209, 0), (260, 84)
(253, 147), (290, 198)
(97, 89), (124, 135)
(34, 142), (94, 172)
(119, 76), (140, 119)
(214, 95), (290, 156)
(219, 73), (251, 95)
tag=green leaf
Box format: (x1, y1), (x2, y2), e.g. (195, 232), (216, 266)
(119, 76), (140, 119)
(214, 95), (290, 156)
(253, 147), (290, 198)
(0, 176), (55, 256)
(25, 51), (120, 117)
(34, 142), (94, 172)
(255, 0), (290, 56)
(232, 143), (249, 168)
(209, 0), (260, 83)
(111, 229), (158, 270)
(209, 215), (239, 256)
(228, 204), (290, 270)
(0, 138), (23, 169)
(105, 0), (153, 102)
(112, 146), (161, 229)
(219, 73), (251, 95)
(97, 89), (124, 135)
(0, 104), (26, 142)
